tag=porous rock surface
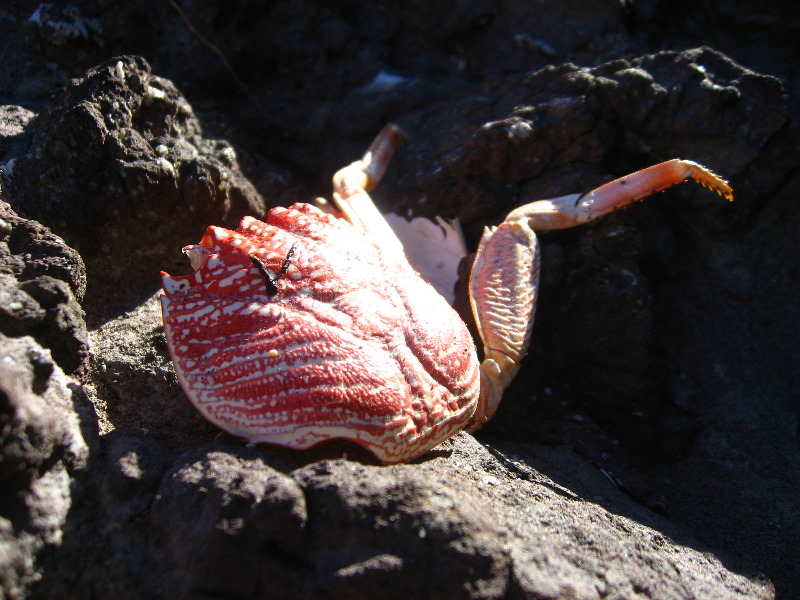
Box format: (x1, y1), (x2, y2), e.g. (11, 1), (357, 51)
(0, 200), (87, 376)
(0, 1), (798, 598)
(0, 335), (92, 600)
(8, 55), (267, 304)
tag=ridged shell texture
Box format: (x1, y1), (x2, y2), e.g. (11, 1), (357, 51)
(161, 203), (480, 463)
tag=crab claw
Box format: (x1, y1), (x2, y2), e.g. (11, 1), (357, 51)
(467, 219), (540, 429)
(468, 158), (733, 429)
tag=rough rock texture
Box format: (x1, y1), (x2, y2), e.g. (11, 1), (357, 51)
(0, 1), (797, 599)
(8, 54), (267, 308)
(88, 291), (215, 441)
(0, 200), (88, 375)
(36, 435), (775, 600)
(0, 335), (93, 600)
(391, 48), (793, 448)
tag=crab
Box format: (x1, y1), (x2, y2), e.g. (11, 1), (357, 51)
(160, 124), (732, 464)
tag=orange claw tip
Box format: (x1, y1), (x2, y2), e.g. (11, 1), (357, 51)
(683, 159), (734, 202)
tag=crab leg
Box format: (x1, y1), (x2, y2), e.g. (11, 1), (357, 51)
(331, 124), (408, 263)
(469, 159), (732, 428)
(504, 159), (733, 230)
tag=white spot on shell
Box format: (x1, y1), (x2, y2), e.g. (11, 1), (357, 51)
(241, 302), (262, 315)
(218, 270), (246, 287)
(222, 301), (245, 315)
(176, 304), (214, 322)
(202, 347), (219, 359)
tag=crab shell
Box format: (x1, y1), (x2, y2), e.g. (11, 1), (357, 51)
(160, 203), (480, 463)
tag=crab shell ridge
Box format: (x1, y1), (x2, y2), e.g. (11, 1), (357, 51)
(160, 203), (480, 463)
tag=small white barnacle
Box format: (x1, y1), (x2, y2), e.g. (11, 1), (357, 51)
(157, 156), (175, 177)
(220, 146), (237, 164)
(145, 84), (166, 103)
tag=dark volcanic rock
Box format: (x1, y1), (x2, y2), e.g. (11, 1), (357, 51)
(88, 291), (215, 443)
(10, 55), (266, 303)
(150, 447), (309, 599)
(58, 436), (772, 600)
(0, 2), (797, 599)
(0, 335), (92, 599)
(0, 201), (88, 375)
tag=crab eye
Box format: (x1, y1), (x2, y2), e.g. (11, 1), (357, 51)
(161, 273), (191, 295)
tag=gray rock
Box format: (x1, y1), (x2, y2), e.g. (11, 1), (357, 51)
(0, 2), (796, 597)
(0, 105), (35, 167)
(107, 436), (770, 599)
(150, 446), (309, 599)
(88, 290), (214, 442)
(0, 201), (87, 375)
(9, 55), (266, 302)
(0, 335), (92, 599)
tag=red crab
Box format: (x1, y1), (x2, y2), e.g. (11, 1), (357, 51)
(161, 125), (732, 464)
